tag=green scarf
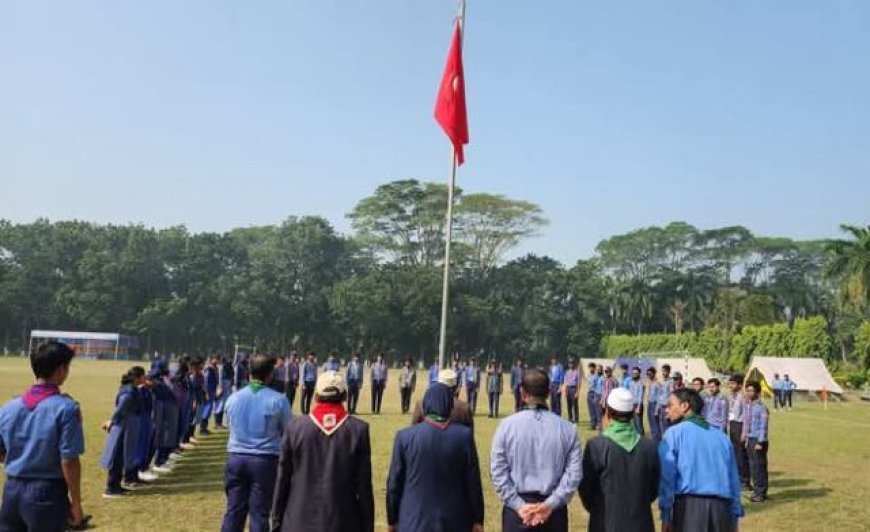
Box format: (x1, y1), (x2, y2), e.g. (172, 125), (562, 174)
(603, 420), (641, 452)
(425, 413), (449, 423)
(682, 413), (709, 429)
(248, 379), (265, 393)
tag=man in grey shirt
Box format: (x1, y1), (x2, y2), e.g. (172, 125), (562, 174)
(490, 368), (582, 532)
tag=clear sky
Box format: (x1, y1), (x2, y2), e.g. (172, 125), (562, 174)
(1, 1), (868, 264)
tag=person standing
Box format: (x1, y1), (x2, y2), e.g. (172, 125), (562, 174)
(726, 374), (751, 490)
(600, 367), (619, 422)
(271, 371), (374, 532)
(703, 379), (729, 432)
(220, 355), (291, 532)
(549, 357), (565, 417)
(200, 355), (219, 435)
(100, 367), (146, 497)
(619, 364), (632, 390)
(658, 388), (744, 532)
(233, 355), (250, 391)
(370, 354), (388, 414)
(628, 367), (645, 436)
(150, 367), (180, 474)
(564, 360), (580, 424)
(398, 358), (416, 414)
(464, 358), (481, 415)
(743, 381), (769, 503)
(411, 369), (475, 430)
(511, 359), (525, 413)
(325, 353), (340, 372)
(0, 342), (89, 531)
(783, 374), (796, 410)
(491, 369), (581, 532)
(646, 367), (663, 442)
(771, 373), (783, 410)
(301, 352), (318, 415)
(285, 353), (300, 412)
(215, 355), (234, 428)
(586, 363), (602, 431)
(487, 360), (504, 418)
(579, 388), (660, 532)
(387, 383), (484, 532)
(428, 360), (440, 388)
(346, 353), (364, 415)
(270, 356), (287, 395)
(657, 365), (673, 438)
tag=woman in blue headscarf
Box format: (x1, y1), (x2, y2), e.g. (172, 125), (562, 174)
(386, 383), (484, 532)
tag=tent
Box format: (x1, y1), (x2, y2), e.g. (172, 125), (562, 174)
(746, 356), (843, 395)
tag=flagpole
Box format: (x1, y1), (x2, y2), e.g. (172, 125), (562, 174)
(437, 0), (465, 370)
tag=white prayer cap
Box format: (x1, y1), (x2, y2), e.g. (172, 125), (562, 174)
(607, 388), (634, 413)
(438, 369), (458, 387)
(315, 371), (347, 398)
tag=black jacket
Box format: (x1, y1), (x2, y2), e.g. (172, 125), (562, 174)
(271, 414), (374, 532)
(579, 436), (660, 532)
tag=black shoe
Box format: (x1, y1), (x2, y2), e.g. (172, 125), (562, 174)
(750, 495), (767, 503)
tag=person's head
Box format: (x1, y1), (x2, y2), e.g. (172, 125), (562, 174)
(672, 371), (683, 384)
(604, 366), (613, 379)
(377, 353), (385, 362)
(784, 374), (790, 381)
(307, 351), (316, 362)
(403, 358), (411, 368)
(520, 368), (550, 406)
(774, 373), (780, 379)
(692, 377), (705, 392)
(550, 357), (557, 365)
(516, 358), (523, 367)
(744, 381), (761, 401)
(121, 366), (147, 387)
(707, 378), (721, 395)
(289, 351), (298, 362)
(422, 383), (455, 419)
(30, 342), (75, 384)
(646, 367), (657, 380)
(595, 366), (603, 376)
(728, 374), (744, 393)
(469, 358), (476, 367)
(606, 388), (635, 423)
(275, 356), (285, 368)
(315, 371), (347, 404)
(667, 388), (703, 422)
(661, 364), (671, 378)
(632, 367), (641, 380)
(250, 354), (276, 383)
(352, 353), (360, 362)
(568, 359), (576, 370)
(209, 355), (219, 365)
(620, 363), (629, 375)
(437, 368), (458, 392)
(588, 362), (596, 373)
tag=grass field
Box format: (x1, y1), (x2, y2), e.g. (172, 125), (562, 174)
(1, 359), (869, 531)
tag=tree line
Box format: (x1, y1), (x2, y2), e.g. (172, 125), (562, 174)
(0, 179), (867, 371)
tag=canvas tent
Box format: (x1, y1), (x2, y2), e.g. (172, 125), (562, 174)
(746, 356), (843, 395)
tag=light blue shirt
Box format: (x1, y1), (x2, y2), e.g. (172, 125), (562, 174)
(302, 361), (318, 383)
(658, 421), (744, 523)
(225, 386), (291, 456)
(621, 374), (633, 390)
(346, 361), (363, 383)
(490, 408), (582, 511)
(0, 395), (84, 479)
(703, 393), (729, 430)
(648, 380), (662, 406)
(325, 360), (339, 372)
(629, 379), (644, 405)
(371, 361), (388, 383)
(549, 364), (564, 387)
(590, 374), (603, 395)
(744, 401), (769, 442)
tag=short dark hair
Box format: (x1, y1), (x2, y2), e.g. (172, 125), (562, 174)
(745, 381), (761, 393)
(692, 377), (705, 385)
(30, 342), (75, 379)
(606, 406), (633, 423)
(707, 378), (721, 386)
(588, 362), (596, 369)
(521, 368), (549, 399)
(672, 388), (703, 415)
(632, 366), (641, 373)
(661, 364), (671, 371)
(250, 354), (276, 381)
(646, 367), (657, 374)
(729, 374), (744, 385)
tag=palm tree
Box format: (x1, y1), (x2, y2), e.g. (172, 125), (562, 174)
(825, 224), (870, 312)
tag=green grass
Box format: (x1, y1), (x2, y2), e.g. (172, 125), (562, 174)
(1, 359), (869, 531)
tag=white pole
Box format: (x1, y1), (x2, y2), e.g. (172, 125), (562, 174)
(437, 0), (466, 370)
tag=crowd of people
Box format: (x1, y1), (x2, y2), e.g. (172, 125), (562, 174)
(0, 343), (773, 532)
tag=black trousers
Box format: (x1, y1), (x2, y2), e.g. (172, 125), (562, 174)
(466, 387), (478, 414)
(301, 383), (315, 414)
(565, 387), (579, 423)
(488, 392), (500, 417)
(785, 390), (793, 408)
(372, 382), (385, 413)
(728, 421), (750, 485)
(347, 383), (360, 414)
(400, 387), (412, 414)
(513, 388), (522, 412)
(747, 438), (769, 498)
(672, 495), (735, 532)
(502, 493), (567, 532)
(286, 385), (297, 411)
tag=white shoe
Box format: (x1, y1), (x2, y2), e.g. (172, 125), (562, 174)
(139, 471), (158, 482)
(189, 437), (200, 444)
(152, 465), (173, 474)
(169, 452), (184, 461)
(179, 443), (195, 450)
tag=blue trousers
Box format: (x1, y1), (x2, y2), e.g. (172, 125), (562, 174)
(647, 402), (662, 441)
(0, 478), (68, 532)
(632, 403), (645, 436)
(586, 392), (601, 429)
(550, 387), (562, 416)
(221, 453), (278, 532)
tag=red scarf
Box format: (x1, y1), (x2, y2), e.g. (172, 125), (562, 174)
(22, 383), (60, 410)
(310, 402), (349, 435)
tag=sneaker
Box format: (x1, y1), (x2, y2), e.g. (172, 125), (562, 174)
(189, 437), (200, 444)
(122, 481), (150, 490)
(750, 495), (767, 503)
(179, 442), (195, 451)
(102, 491), (126, 499)
(152, 465), (173, 474)
(139, 471), (158, 482)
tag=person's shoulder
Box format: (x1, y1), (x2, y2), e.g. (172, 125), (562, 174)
(345, 415), (369, 431)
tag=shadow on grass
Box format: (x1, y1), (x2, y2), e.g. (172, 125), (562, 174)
(143, 480), (225, 496)
(749, 486), (833, 513)
(768, 477), (811, 488)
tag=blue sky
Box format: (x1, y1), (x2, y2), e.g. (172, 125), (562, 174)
(1, 1), (867, 264)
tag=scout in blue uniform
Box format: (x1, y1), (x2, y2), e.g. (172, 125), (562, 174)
(0, 341), (89, 531)
(742, 381), (770, 503)
(646, 367), (663, 441)
(464, 358), (481, 415)
(135, 371), (158, 482)
(346, 353), (364, 414)
(216, 355), (235, 428)
(151, 368), (180, 473)
(586, 363), (601, 430)
(200, 355), (220, 434)
(370, 354), (388, 414)
(187, 357), (206, 443)
(173, 359), (194, 450)
(301, 352), (319, 415)
(511, 359), (524, 413)
(628, 366), (645, 435)
(100, 366), (148, 496)
(549, 357), (565, 417)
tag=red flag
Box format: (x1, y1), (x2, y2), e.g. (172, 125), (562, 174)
(434, 21), (469, 165)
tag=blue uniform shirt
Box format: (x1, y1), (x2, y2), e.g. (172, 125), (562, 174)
(0, 395), (84, 479)
(590, 375), (604, 395)
(549, 364), (564, 387)
(647, 381), (662, 407)
(658, 420), (744, 523)
(302, 361), (318, 384)
(621, 374), (633, 390)
(325, 360), (339, 372)
(703, 393), (729, 430)
(744, 401), (769, 442)
(629, 379), (644, 405)
(225, 386), (291, 456)
(510, 366), (523, 391)
(347, 361), (363, 383)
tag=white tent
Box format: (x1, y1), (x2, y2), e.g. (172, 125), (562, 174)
(746, 356), (843, 395)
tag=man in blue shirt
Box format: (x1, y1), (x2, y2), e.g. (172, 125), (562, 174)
(742, 381), (770, 503)
(200, 354), (220, 435)
(659, 388), (744, 532)
(771, 373), (783, 410)
(510, 359), (524, 413)
(428, 360), (440, 388)
(491, 368), (581, 532)
(782, 374), (797, 410)
(646, 367), (663, 441)
(325, 353), (340, 372)
(221, 354), (291, 532)
(703, 378), (729, 432)
(620, 363), (632, 390)
(370, 354), (388, 414)
(548, 357), (565, 417)
(346, 353), (364, 414)
(628, 366), (645, 436)
(0, 341), (89, 531)
(301, 352), (318, 415)
(585, 363), (601, 430)
(464, 358), (481, 415)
